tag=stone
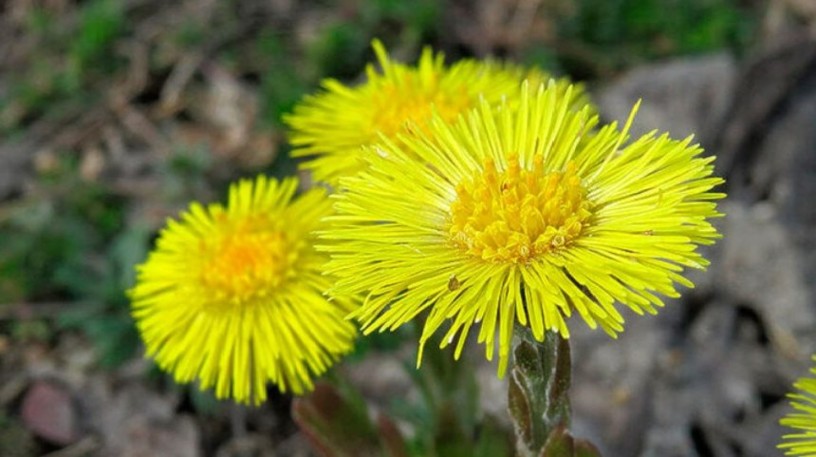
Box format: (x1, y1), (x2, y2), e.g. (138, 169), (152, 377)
(595, 53), (738, 144)
(20, 380), (78, 445)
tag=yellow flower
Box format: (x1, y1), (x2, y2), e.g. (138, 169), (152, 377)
(285, 40), (589, 184)
(780, 361), (816, 455)
(322, 82), (724, 375)
(129, 176), (356, 404)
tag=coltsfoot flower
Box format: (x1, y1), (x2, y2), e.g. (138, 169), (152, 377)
(322, 81), (724, 375)
(285, 39), (588, 184)
(780, 360), (816, 455)
(130, 176), (356, 404)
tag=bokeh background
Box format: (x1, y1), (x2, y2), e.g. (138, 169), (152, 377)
(1, 0), (814, 456)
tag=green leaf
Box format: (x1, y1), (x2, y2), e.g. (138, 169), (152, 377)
(406, 331), (482, 456)
(188, 386), (222, 416)
(71, 0), (124, 66)
(109, 225), (150, 290)
(83, 314), (139, 367)
(473, 415), (514, 457)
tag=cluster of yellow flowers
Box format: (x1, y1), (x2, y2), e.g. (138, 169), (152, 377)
(129, 40), (725, 405)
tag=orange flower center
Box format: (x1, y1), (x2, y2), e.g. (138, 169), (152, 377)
(198, 216), (298, 305)
(449, 155), (591, 263)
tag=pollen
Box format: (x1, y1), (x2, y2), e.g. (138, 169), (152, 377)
(449, 155), (592, 263)
(198, 217), (297, 307)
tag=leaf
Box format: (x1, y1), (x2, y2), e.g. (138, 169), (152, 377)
(507, 367), (533, 447)
(540, 425), (574, 457)
(405, 325), (509, 457)
(292, 382), (409, 457)
(188, 386), (221, 417)
(473, 414), (514, 457)
(574, 438), (603, 457)
(539, 427), (603, 457)
(109, 225), (150, 290)
(376, 414), (410, 457)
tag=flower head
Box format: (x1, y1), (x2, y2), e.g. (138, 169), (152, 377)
(130, 176), (356, 404)
(322, 82), (724, 375)
(780, 361), (816, 455)
(285, 40), (589, 184)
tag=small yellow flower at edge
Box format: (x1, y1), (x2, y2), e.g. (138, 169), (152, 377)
(780, 359), (816, 456)
(320, 81), (725, 376)
(129, 176), (357, 405)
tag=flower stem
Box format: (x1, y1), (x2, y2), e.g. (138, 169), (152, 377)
(508, 324), (601, 457)
(230, 402), (247, 439)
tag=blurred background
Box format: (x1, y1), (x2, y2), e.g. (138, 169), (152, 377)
(1, 0), (814, 456)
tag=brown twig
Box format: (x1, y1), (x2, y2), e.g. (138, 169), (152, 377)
(41, 436), (101, 457)
(0, 302), (97, 321)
